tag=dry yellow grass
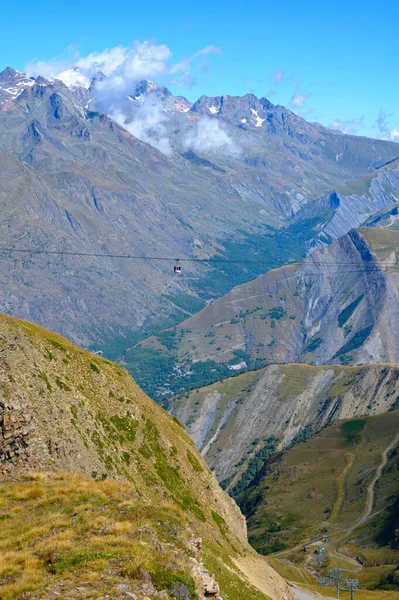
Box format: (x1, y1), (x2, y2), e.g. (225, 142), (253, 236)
(0, 313), (295, 600)
(0, 472), (196, 599)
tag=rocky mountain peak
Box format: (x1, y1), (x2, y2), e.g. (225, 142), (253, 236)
(190, 92), (289, 130)
(0, 66), (21, 80)
(0, 66), (36, 106)
(188, 92), (314, 140)
(133, 79), (171, 98)
(130, 79), (192, 112)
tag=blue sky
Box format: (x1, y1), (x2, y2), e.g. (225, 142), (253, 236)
(2, 0), (398, 139)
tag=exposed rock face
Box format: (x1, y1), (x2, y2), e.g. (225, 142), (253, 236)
(189, 538), (221, 600)
(0, 397), (35, 476)
(300, 160), (399, 247)
(155, 228), (399, 373)
(192, 563), (221, 600)
(171, 362), (399, 483)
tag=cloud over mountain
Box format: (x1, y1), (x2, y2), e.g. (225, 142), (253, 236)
(183, 115), (240, 156)
(25, 41), (223, 155)
(330, 116), (365, 135)
(376, 109), (399, 142)
(289, 83), (311, 108)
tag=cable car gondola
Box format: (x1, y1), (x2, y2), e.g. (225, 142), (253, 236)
(174, 259), (182, 274)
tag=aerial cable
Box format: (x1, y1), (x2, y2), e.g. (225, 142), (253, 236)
(1, 246), (399, 269)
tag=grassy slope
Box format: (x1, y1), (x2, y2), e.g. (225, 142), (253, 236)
(0, 473), (200, 599)
(0, 314), (293, 600)
(237, 411), (399, 591)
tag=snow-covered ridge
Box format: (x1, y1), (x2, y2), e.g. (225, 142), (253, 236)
(1, 78), (35, 97)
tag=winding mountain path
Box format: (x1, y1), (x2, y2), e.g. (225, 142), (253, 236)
(338, 430), (399, 543)
(329, 451), (356, 524)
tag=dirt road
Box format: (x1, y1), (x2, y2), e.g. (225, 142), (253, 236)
(290, 583), (333, 599)
(338, 431), (399, 543)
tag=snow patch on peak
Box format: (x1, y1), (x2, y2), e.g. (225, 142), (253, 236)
(133, 93), (145, 103)
(209, 105), (219, 114)
(0, 69), (36, 104)
(250, 108), (265, 127)
(175, 103), (191, 113)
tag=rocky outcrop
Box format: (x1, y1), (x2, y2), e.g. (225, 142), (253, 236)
(0, 396), (35, 476)
(300, 160), (399, 248)
(190, 538), (221, 600)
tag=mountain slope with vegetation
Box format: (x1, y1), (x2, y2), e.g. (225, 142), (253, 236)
(236, 411), (399, 592)
(131, 227), (399, 398)
(0, 313), (294, 600)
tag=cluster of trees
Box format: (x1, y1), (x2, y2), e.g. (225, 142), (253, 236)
(378, 569), (399, 590)
(338, 293), (364, 328)
(333, 325), (373, 359)
(233, 436), (278, 497)
(340, 419), (366, 445)
(192, 217), (322, 299)
(125, 340), (233, 401)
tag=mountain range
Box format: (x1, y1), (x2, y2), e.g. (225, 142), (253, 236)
(2, 61), (399, 600)
(127, 226), (399, 398)
(1, 66), (399, 358)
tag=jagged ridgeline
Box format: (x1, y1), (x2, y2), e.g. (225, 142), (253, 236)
(0, 314), (294, 600)
(1, 66), (399, 360)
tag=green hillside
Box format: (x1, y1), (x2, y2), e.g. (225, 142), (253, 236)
(236, 411), (399, 592)
(0, 314), (293, 600)
(170, 362), (399, 486)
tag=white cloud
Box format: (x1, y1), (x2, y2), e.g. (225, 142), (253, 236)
(183, 116), (239, 156)
(376, 109), (391, 137)
(26, 42), (172, 82)
(329, 116), (364, 135)
(390, 128), (399, 142)
(375, 110), (399, 142)
(289, 84), (311, 108)
(112, 95), (172, 156)
(271, 69), (284, 83)
(25, 58), (70, 79)
(169, 45), (222, 74)
(25, 40), (222, 156)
